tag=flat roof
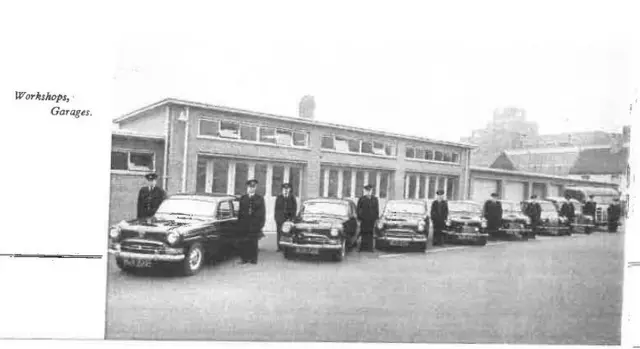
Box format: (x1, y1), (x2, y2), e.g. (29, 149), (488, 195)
(470, 166), (615, 186)
(112, 128), (165, 140)
(113, 98), (475, 149)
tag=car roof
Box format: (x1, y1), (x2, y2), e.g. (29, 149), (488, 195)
(169, 193), (237, 202)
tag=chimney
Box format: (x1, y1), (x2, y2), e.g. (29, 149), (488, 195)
(299, 95), (316, 120)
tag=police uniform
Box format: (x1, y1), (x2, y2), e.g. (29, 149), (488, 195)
(430, 190), (449, 246)
(583, 197), (597, 222)
(483, 193), (503, 237)
(525, 196), (541, 238)
(357, 184), (379, 252)
(607, 200), (622, 233)
(274, 183), (297, 251)
(560, 197), (576, 233)
(137, 173), (167, 219)
(237, 179), (266, 264)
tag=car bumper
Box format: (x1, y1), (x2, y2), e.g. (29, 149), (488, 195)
(377, 235), (427, 242)
(279, 241), (343, 250)
(499, 228), (531, 234)
(108, 246), (185, 262)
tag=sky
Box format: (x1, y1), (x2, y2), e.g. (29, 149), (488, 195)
(111, 1), (638, 143)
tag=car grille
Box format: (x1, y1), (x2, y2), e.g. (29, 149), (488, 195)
(120, 229), (167, 243)
(120, 240), (166, 254)
(294, 232), (333, 245)
(385, 229), (419, 238)
(502, 222), (524, 229)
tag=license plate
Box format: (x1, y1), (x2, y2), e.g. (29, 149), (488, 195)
(123, 258), (151, 268)
(389, 240), (409, 247)
(296, 247), (320, 255)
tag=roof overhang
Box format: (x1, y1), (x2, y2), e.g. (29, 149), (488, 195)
(470, 166), (615, 186)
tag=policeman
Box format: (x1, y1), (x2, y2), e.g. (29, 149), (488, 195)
(583, 195), (597, 222)
(525, 195), (541, 239)
(483, 193), (503, 238)
(430, 189), (449, 246)
(560, 193), (576, 233)
(137, 173), (167, 219)
(274, 182), (297, 252)
(607, 197), (622, 233)
(357, 184), (379, 252)
(237, 179), (266, 264)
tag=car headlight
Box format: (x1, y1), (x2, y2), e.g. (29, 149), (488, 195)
(282, 221), (293, 233)
(481, 220), (487, 228)
(525, 217), (531, 225)
(167, 231), (180, 245)
(109, 226), (121, 239)
(418, 220), (426, 232)
(376, 220), (385, 229)
(330, 228), (339, 237)
(445, 219), (451, 226)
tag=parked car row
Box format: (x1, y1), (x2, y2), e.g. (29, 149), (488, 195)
(108, 193), (598, 276)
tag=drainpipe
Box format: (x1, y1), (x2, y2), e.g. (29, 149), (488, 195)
(179, 107), (190, 193)
(162, 105), (170, 190)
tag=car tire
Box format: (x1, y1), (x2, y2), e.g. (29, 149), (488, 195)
(283, 247), (295, 260)
(115, 257), (136, 274)
(476, 237), (488, 246)
(332, 240), (346, 262)
(416, 242), (427, 252)
(181, 243), (205, 276)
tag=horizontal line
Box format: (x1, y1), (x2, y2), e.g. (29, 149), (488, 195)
(428, 246), (469, 253)
(379, 253), (404, 258)
(629, 262), (640, 267)
(0, 254), (102, 259)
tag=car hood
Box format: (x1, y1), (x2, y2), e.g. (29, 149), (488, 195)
(118, 216), (207, 235)
(293, 215), (346, 229)
(381, 213), (423, 227)
(449, 212), (482, 224)
(502, 212), (529, 222)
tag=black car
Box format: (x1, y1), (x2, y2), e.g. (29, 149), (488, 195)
(498, 200), (532, 240)
(108, 193), (242, 276)
(279, 198), (360, 261)
(374, 199), (429, 252)
(522, 199), (570, 236)
(443, 201), (489, 245)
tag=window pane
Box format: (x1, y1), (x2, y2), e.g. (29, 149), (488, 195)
(443, 152), (452, 162)
(385, 144), (395, 156)
(290, 167), (301, 197)
(260, 127), (276, 144)
(129, 152), (154, 171)
(272, 165), (284, 196)
(212, 159), (229, 194)
(254, 164), (267, 196)
(355, 171), (365, 197)
(219, 121), (239, 138)
(293, 132), (307, 147)
(218, 201), (232, 218)
(335, 136), (350, 152)
(373, 142), (386, 156)
(348, 139), (360, 152)
(379, 172), (389, 198)
(342, 170), (352, 197)
(437, 176), (446, 191)
(196, 157), (207, 193)
(435, 151), (443, 161)
(111, 151), (128, 170)
(428, 176), (437, 199)
(319, 169), (326, 196)
(199, 120), (218, 136)
(425, 150), (434, 160)
(406, 147), (415, 158)
(416, 148), (425, 159)
(328, 169), (339, 197)
(361, 141), (374, 154)
(321, 135), (334, 149)
(276, 129), (293, 146)
(446, 177), (456, 200)
(368, 170), (377, 195)
(452, 153), (459, 163)
(419, 175), (426, 199)
(408, 175), (417, 199)
(234, 163), (249, 195)
(240, 125), (257, 141)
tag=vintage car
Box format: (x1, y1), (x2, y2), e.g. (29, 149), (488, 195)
(374, 199), (429, 252)
(443, 201), (489, 245)
(545, 196), (595, 234)
(108, 193), (242, 276)
(279, 198), (360, 261)
(521, 199), (570, 236)
(499, 200), (532, 240)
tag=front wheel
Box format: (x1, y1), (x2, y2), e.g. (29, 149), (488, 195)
(332, 240), (346, 262)
(475, 237), (488, 246)
(181, 243), (205, 276)
(416, 241), (427, 252)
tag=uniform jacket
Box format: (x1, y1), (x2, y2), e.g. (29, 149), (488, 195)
(238, 193), (266, 237)
(137, 186), (167, 219)
(483, 200), (503, 224)
(560, 202), (576, 220)
(525, 201), (542, 222)
(274, 194), (297, 224)
(583, 201), (597, 217)
(607, 203), (622, 222)
(430, 200), (449, 223)
(357, 195), (380, 232)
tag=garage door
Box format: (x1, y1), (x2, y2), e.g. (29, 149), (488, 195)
(471, 178), (498, 203)
(532, 183), (545, 198)
(504, 181), (526, 202)
(548, 184), (562, 197)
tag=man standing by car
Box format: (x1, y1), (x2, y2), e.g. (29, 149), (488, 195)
(560, 193), (576, 233)
(430, 189), (448, 246)
(357, 184), (379, 252)
(137, 173), (167, 219)
(607, 197), (622, 233)
(583, 195), (597, 222)
(525, 195), (541, 239)
(237, 179), (266, 264)
(274, 182), (297, 252)
(483, 193), (503, 238)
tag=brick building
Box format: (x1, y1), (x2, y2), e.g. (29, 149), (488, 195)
(110, 98), (475, 229)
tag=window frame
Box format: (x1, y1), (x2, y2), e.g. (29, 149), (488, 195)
(197, 117), (310, 149)
(320, 134), (397, 158)
(110, 148), (156, 173)
(216, 200), (235, 220)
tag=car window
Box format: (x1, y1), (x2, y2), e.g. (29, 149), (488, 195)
(232, 200), (240, 216)
(217, 200), (234, 219)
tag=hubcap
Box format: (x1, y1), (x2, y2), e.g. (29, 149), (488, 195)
(189, 248), (202, 270)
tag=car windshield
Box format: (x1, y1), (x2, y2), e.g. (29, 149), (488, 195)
(301, 201), (348, 217)
(501, 202), (521, 213)
(384, 202), (425, 215)
(449, 202), (481, 214)
(540, 202), (557, 213)
(155, 198), (217, 217)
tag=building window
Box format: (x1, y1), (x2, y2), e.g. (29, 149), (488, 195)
(328, 169), (339, 197)
(219, 121), (240, 139)
(289, 167), (302, 197)
(361, 141), (374, 154)
(111, 150), (154, 172)
(419, 175), (426, 199)
(199, 119), (219, 137)
(348, 139), (360, 153)
(416, 148), (425, 159)
(452, 153), (459, 163)
(355, 171), (365, 197)
(275, 129), (293, 146)
(240, 125), (258, 141)
(293, 132), (307, 147)
(443, 152), (452, 162)
(254, 164), (267, 196)
(428, 176), (437, 198)
(435, 151), (444, 161)
(342, 170), (352, 197)
(319, 169), (326, 196)
(234, 163), (249, 195)
(196, 157), (207, 193)
(379, 173), (389, 198)
(271, 165), (284, 196)
(259, 127), (277, 144)
(385, 144), (396, 156)
(334, 136), (351, 153)
(212, 160), (229, 194)
(425, 150), (434, 160)
(406, 146), (415, 158)
(321, 136), (334, 149)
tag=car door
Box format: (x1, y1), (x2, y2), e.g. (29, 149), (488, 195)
(215, 200), (239, 248)
(347, 202), (359, 242)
